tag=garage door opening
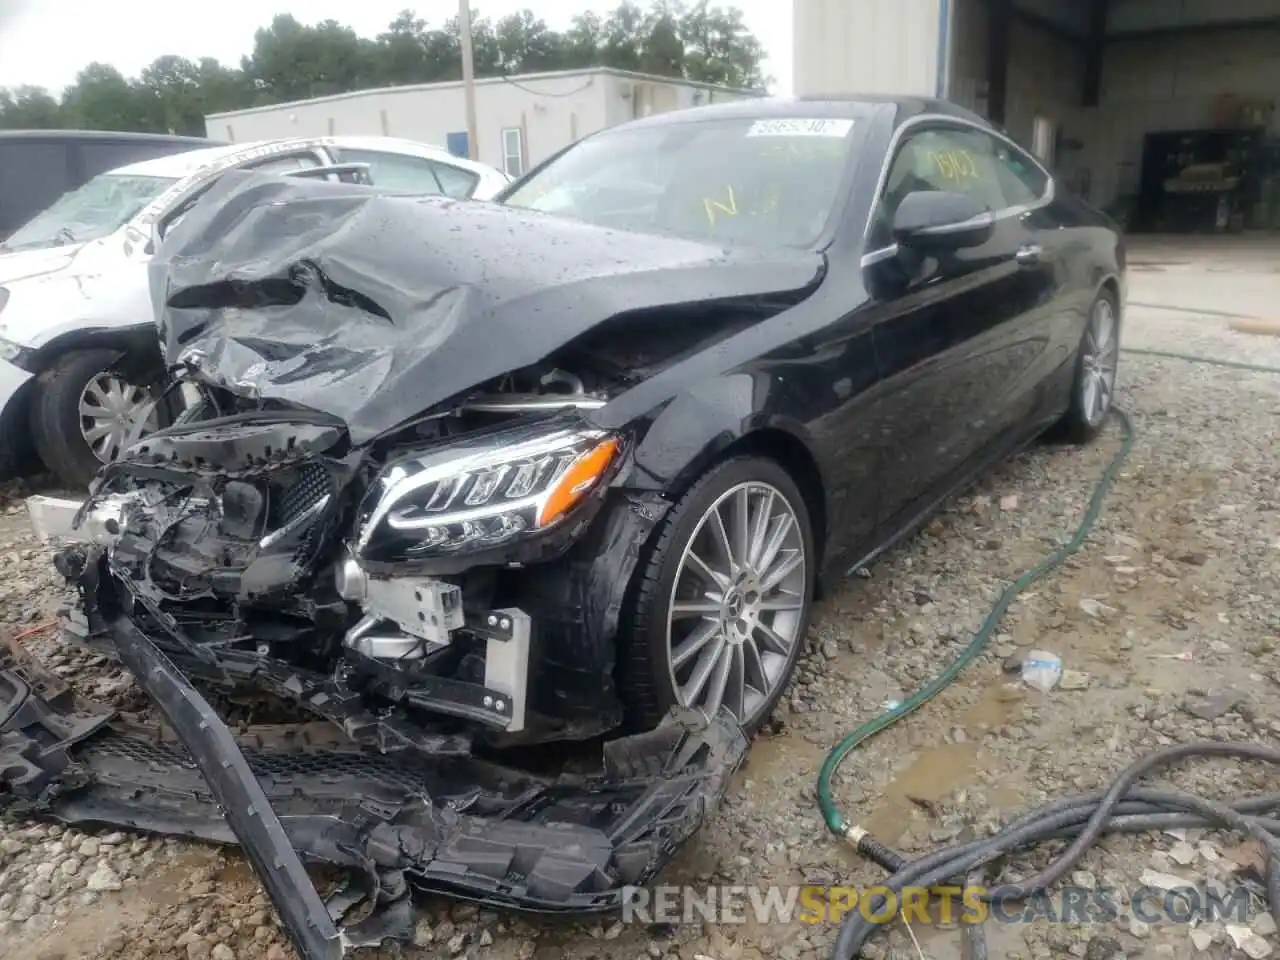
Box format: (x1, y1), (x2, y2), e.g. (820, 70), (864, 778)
(946, 0), (1280, 236)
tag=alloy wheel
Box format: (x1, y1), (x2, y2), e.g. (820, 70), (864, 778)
(665, 480), (808, 726)
(1081, 297), (1118, 426)
(78, 374), (160, 463)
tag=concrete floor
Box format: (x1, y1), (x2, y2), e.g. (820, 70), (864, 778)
(1126, 233), (1280, 324)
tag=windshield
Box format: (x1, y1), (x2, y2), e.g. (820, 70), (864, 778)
(1, 173), (177, 252)
(502, 116), (857, 249)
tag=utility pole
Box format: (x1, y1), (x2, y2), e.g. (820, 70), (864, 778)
(459, 0), (479, 161)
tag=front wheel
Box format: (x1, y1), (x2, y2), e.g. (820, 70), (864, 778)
(30, 349), (165, 489)
(620, 456), (817, 733)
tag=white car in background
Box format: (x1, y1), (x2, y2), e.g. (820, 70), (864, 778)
(0, 136), (510, 488)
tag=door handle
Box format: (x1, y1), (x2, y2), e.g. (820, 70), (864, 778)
(1015, 244), (1042, 266)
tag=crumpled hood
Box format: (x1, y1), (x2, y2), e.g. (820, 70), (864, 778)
(0, 243), (86, 284)
(150, 172), (825, 445)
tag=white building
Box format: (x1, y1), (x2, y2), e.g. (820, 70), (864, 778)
(204, 68), (760, 178)
(794, 0), (1280, 223)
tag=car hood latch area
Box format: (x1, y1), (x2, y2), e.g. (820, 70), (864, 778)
(0, 630), (748, 959)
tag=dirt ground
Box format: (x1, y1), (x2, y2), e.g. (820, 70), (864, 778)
(1, 235), (1279, 960)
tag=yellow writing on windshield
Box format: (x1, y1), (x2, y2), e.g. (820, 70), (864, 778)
(703, 185), (738, 226)
(930, 149), (980, 183)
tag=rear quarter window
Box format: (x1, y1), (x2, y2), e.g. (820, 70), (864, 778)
(429, 161), (480, 199)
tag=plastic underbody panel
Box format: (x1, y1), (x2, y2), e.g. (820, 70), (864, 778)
(0, 629), (748, 959)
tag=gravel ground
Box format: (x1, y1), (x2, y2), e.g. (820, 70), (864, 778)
(2, 241), (1279, 960)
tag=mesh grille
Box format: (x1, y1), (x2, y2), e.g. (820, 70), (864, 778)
(91, 732), (446, 794)
(277, 462), (330, 526)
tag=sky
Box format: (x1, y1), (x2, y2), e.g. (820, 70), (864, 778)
(0, 0), (794, 96)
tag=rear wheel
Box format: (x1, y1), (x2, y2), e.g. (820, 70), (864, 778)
(1054, 289), (1120, 444)
(620, 456), (816, 733)
(30, 349), (164, 489)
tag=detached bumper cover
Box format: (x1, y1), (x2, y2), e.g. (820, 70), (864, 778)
(0, 633), (748, 958)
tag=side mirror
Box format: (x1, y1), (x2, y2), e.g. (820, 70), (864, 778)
(892, 190), (994, 251)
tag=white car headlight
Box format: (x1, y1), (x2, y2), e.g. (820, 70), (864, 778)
(355, 420), (621, 564)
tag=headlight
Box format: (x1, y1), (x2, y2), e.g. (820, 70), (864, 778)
(355, 420), (621, 563)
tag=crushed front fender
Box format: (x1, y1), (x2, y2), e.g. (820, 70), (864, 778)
(0, 634), (748, 959)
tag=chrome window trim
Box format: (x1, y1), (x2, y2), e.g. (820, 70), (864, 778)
(859, 113), (1055, 269)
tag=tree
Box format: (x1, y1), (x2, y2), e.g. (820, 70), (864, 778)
(375, 11), (434, 86)
(600, 2), (646, 72)
(0, 2), (768, 133)
(679, 3), (768, 88)
(135, 56), (204, 135)
(61, 64), (150, 131)
(242, 14), (381, 102)
(562, 12), (607, 70)
(0, 87), (65, 129)
(640, 3), (686, 78)
(494, 11), (568, 74)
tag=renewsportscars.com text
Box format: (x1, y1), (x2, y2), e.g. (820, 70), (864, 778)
(620, 884), (1252, 926)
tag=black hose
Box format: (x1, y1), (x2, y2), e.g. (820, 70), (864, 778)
(960, 868), (990, 960)
(833, 742), (1280, 959)
(858, 793), (1280, 876)
(826, 353), (1280, 959)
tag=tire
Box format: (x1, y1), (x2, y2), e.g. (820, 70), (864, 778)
(619, 456), (817, 733)
(1053, 288), (1120, 445)
(29, 349), (164, 489)
(0, 386), (38, 482)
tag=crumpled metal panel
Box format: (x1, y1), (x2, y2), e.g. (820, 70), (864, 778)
(147, 171), (823, 443)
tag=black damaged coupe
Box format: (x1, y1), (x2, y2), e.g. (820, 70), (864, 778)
(6, 96), (1124, 958)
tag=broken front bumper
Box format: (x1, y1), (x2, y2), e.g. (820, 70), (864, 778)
(0, 627), (748, 959)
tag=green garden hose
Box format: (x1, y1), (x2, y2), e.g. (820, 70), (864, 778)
(817, 347), (1280, 844)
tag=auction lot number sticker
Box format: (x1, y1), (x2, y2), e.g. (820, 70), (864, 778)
(747, 118), (855, 138)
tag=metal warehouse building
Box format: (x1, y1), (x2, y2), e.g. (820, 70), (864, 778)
(204, 68), (759, 179)
(795, 0), (1280, 232)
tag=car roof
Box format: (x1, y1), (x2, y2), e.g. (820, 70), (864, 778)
(608, 95), (991, 132)
(110, 135), (502, 180)
(110, 142), (274, 178)
(326, 136), (499, 174)
(116, 136), (509, 231)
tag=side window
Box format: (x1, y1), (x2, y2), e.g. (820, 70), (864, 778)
(242, 153), (322, 173)
(335, 148), (445, 194)
(870, 125), (1046, 249)
(991, 141), (1049, 207)
(428, 161), (480, 199)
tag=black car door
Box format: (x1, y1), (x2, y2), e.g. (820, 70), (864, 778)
(862, 121), (1054, 531)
